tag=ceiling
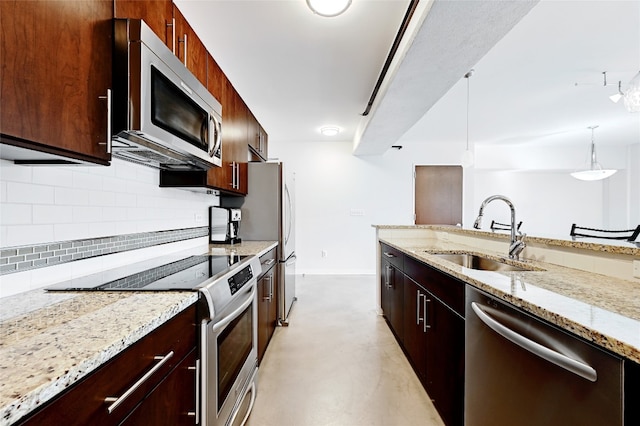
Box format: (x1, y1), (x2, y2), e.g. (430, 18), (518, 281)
(174, 0), (640, 156)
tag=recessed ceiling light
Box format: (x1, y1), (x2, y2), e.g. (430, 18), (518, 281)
(320, 126), (340, 136)
(306, 0), (352, 17)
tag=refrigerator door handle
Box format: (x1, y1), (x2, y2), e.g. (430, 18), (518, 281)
(285, 254), (297, 266)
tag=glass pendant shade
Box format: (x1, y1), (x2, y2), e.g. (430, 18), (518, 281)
(623, 71), (640, 113)
(570, 126), (617, 181)
(306, 0), (352, 17)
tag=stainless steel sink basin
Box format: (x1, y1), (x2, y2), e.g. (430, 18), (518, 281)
(429, 253), (537, 272)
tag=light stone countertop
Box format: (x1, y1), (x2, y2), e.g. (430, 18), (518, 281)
(0, 240), (277, 425)
(379, 236), (640, 364)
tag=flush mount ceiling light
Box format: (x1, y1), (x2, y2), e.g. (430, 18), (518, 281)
(320, 126), (341, 136)
(570, 126), (617, 181)
(306, 0), (352, 17)
(461, 69), (474, 168)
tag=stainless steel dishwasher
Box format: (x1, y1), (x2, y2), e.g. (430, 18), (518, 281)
(465, 286), (623, 426)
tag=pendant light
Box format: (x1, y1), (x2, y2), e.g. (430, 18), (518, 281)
(570, 126), (617, 181)
(306, 0), (352, 17)
(461, 70), (474, 168)
(623, 71), (640, 113)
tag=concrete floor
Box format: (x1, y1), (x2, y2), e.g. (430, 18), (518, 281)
(246, 274), (445, 426)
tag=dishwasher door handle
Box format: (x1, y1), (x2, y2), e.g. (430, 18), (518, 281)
(471, 302), (597, 382)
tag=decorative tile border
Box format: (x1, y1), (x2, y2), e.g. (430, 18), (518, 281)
(0, 227), (209, 275)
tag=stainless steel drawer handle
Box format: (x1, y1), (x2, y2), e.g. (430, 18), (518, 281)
(105, 351), (175, 413)
(264, 259), (276, 266)
(471, 302), (597, 382)
(383, 252), (396, 258)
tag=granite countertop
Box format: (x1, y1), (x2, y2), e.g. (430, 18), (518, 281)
(0, 240), (277, 426)
(379, 237), (640, 364)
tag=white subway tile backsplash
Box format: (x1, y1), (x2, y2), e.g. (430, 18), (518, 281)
(89, 191), (116, 207)
(7, 182), (55, 204)
(54, 187), (89, 206)
(6, 224), (54, 246)
(72, 170), (103, 190)
(32, 167), (73, 187)
(72, 206), (103, 223)
(0, 160), (32, 183)
(54, 223), (90, 241)
(33, 205), (72, 224)
(1, 204), (32, 225)
(0, 181), (6, 203)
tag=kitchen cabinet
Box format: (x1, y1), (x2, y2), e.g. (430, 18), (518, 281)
(173, 5), (208, 88)
(404, 256), (464, 426)
(114, 0), (173, 48)
(17, 305), (197, 426)
(380, 243), (404, 342)
(248, 110), (269, 161)
(0, 0), (112, 165)
(257, 247), (278, 363)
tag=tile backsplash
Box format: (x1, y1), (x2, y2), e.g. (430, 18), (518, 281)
(0, 158), (217, 247)
(0, 157), (218, 295)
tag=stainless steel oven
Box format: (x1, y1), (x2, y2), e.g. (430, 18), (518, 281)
(200, 258), (259, 426)
(46, 250), (261, 426)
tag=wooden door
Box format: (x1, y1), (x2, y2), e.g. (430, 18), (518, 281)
(172, 5), (208, 87)
(414, 165), (462, 225)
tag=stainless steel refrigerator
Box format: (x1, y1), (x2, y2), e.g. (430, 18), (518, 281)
(222, 161), (296, 325)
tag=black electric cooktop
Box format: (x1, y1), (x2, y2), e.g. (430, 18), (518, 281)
(46, 251), (247, 292)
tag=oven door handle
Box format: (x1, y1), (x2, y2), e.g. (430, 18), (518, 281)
(211, 285), (256, 334)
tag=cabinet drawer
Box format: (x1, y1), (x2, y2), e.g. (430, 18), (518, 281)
(20, 304), (197, 425)
(380, 243), (404, 270)
(258, 247), (277, 278)
(404, 256), (465, 316)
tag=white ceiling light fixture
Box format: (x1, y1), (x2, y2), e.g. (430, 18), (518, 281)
(570, 126), (617, 181)
(306, 0), (352, 17)
(461, 69), (474, 168)
(622, 71), (640, 113)
(320, 126), (341, 136)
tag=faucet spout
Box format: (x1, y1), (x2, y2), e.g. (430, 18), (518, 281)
(473, 195), (525, 259)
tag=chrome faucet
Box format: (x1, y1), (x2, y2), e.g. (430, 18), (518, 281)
(473, 195), (526, 259)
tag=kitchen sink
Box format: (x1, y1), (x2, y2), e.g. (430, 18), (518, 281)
(429, 253), (539, 272)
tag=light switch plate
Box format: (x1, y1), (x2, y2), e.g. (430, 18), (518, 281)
(633, 260), (640, 279)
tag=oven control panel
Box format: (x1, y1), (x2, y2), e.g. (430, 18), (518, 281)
(228, 265), (254, 295)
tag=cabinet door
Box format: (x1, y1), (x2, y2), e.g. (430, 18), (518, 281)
(426, 296), (464, 426)
(120, 349), (198, 426)
(258, 265), (277, 363)
(403, 276), (428, 382)
(114, 0), (173, 48)
(247, 110), (268, 161)
(381, 259), (404, 342)
(0, 0), (112, 164)
(172, 5), (208, 87)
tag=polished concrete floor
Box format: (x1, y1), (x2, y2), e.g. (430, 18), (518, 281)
(246, 274), (445, 426)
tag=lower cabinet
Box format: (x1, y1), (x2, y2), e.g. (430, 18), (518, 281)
(18, 305), (197, 425)
(380, 244), (464, 426)
(257, 248), (278, 364)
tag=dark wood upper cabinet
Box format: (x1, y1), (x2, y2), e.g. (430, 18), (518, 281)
(114, 0), (173, 49)
(0, 0), (112, 165)
(172, 5), (208, 88)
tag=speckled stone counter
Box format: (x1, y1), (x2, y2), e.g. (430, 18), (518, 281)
(377, 234), (640, 364)
(0, 240), (276, 425)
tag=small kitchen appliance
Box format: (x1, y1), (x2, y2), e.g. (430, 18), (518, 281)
(210, 206), (242, 244)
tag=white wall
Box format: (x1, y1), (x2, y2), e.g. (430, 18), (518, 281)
(269, 139), (638, 275)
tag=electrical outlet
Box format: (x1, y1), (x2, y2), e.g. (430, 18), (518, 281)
(321, 250), (327, 258)
(634, 260), (640, 279)
(350, 209), (365, 216)
(194, 213), (204, 223)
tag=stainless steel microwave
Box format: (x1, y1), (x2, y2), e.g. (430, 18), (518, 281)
(111, 18), (222, 170)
